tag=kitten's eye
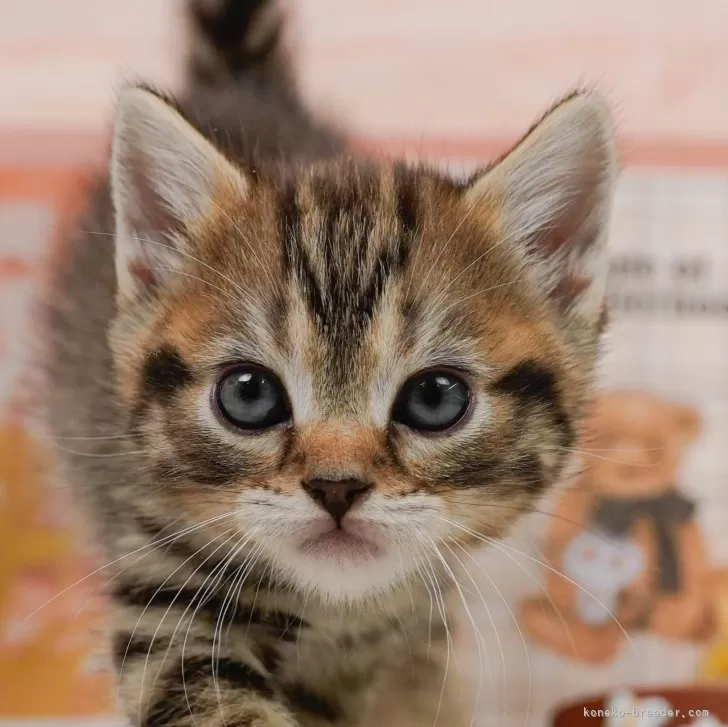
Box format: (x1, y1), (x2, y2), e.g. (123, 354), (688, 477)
(392, 371), (471, 433)
(215, 365), (291, 430)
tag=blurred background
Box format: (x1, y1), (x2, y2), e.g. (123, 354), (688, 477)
(2, 1), (728, 725)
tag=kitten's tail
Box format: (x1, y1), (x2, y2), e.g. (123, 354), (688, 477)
(185, 0), (294, 92)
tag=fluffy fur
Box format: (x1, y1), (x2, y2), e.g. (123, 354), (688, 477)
(43, 1), (618, 725)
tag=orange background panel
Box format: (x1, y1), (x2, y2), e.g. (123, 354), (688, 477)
(0, 420), (113, 717)
(0, 158), (112, 717)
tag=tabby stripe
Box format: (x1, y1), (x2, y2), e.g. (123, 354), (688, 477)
(492, 359), (574, 489)
(184, 655), (274, 697)
(112, 582), (307, 639)
(493, 360), (559, 405)
(393, 162), (419, 236)
(511, 453), (545, 493)
(359, 241), (407, 321)
(493, 360), (572, 439)
(258, 644), (282, 674)
(284, 682), (340, 722)
(113, 631), (167, 664)
(127, 510), (232, 585)
(143, 655), (274, 726)
(279, 185), (328, 324)
(290, 239), (326, 324)
(129, 510), (278, 592)
(142, 346), (193, 397)
(158, 442), (240, 487)
(279, 185), (301, 275)
(144, 683), (192, 727)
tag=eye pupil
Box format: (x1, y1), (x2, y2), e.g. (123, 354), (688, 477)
(393, 371), (471, 433)
(216, 366), (290, 430)
(420, 377), (446, 408)
(237, 373), (258, 399)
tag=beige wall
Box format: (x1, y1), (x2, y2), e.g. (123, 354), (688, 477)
(1, 0), (727, 143)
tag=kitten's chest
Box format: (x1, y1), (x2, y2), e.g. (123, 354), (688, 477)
(252, 612), (462, 727)
(258, 618), (417, 725)
(277, 619), (403, 688)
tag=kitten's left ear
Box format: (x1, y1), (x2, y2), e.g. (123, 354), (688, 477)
(467, 90), (618, 325)
(111, 86), (248, 302)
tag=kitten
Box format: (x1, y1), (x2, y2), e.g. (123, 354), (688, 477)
(43, 0), (617, 725)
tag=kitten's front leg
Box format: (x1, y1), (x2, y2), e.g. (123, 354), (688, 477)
(113, 619), (298, 727)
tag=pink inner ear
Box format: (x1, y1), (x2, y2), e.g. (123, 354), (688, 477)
(551, 275), (591, 308)
(127, 150), (181, 236)
(538, 187), (592, 256)
(537, 154), (605, 258)
(128, 258), (157, 289)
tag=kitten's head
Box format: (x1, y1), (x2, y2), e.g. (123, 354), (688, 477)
(109, 87), (616, 603)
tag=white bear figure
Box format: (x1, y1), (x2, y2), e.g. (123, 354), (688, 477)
(562, 530), (644, 626)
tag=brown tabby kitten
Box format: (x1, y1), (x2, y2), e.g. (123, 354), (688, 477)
(43, 1), (617, 725)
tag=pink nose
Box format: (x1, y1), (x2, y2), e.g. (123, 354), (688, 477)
(302, 478), (372, 525)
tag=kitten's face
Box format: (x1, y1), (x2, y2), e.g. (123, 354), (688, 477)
(110, 88), (616, 602)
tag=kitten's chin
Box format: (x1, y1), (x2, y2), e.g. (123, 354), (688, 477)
(272, 521), (412, 603)
(297, 526), (382, 562)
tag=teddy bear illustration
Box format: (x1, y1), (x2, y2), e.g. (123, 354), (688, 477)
(519, 389), (711, 663)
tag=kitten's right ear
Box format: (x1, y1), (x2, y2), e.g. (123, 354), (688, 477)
(465, 91), (617, 327)
(110, 86), (248, 302)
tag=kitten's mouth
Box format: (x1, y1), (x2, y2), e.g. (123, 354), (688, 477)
(298, 526), (381, 561)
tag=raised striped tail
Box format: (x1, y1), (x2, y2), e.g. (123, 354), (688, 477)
(186, 0), (293, 91)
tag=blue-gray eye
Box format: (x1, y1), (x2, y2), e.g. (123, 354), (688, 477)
(392, 371), (471, 432)
(216, 366), (290, 430)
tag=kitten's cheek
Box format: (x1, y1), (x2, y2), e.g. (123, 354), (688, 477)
(440, 492), (522, 541)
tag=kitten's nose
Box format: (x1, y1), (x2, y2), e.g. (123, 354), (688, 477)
(302, 478), (372, 525)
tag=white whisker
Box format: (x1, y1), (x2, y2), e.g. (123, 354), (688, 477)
(441, 537), (505, 726)
(421, 532), (487, 727)
(135, 529), (241, 724)
(411, 545), (451, 727)
(22, 511), (238, 625)
(440, 516), (636, 651)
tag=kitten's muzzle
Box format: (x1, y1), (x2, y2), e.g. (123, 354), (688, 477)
(302, 477), (372, 526)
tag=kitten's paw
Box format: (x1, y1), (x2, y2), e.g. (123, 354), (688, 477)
(242, 705), (298, 727)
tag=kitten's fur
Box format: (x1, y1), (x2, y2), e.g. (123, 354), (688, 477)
(43, 1), (617, 725)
